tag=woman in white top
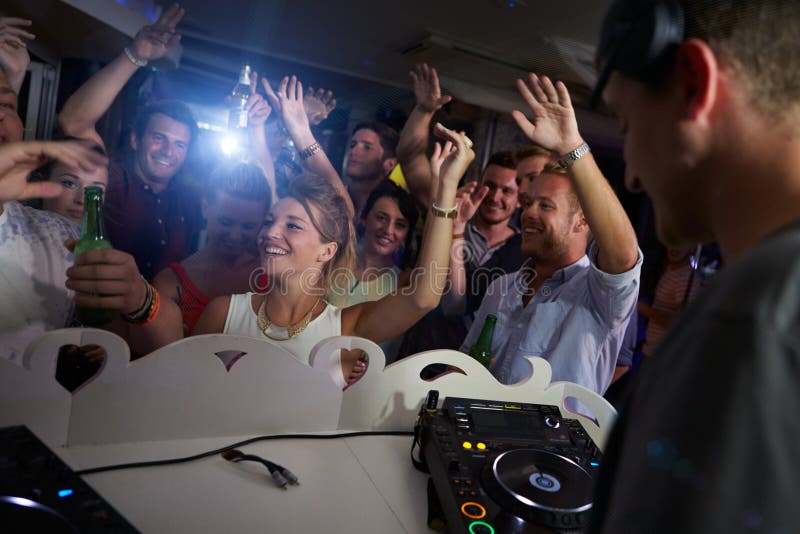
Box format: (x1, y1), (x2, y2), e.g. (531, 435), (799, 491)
(194, 75), (473, 384)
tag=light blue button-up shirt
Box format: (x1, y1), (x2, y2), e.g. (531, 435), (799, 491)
(460, 243), (642, 395)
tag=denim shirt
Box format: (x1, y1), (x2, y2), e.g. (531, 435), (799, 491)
(460, 243), (643, 395)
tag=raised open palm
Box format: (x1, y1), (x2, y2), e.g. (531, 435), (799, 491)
(511, 73), (583, 155)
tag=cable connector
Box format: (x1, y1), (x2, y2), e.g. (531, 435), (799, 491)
(270, 469), (289, 489)
(220, 449), (300, 490)
(279, 467), (299, 486)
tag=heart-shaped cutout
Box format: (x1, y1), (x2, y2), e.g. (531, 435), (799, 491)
(55, 344), (106, 393)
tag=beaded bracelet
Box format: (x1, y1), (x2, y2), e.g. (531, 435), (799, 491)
(123, 47), (148, 68)
(452, 232), (465, 239)
(136, 287), (161, 327)
(122, 281), (153, 324)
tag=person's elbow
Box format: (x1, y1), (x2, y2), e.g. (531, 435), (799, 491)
(598, 245), (639, 275)
(396, 136), (425, 163)
(57, 110), (84, 138)
(410, 290), (441, 314)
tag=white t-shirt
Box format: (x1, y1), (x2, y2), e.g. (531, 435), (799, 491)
(0, 201), (79, 363)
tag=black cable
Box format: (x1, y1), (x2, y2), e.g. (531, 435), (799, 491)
(74, 430), (414, 476)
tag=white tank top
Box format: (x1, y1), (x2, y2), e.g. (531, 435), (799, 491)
(223, 293), (344, 387)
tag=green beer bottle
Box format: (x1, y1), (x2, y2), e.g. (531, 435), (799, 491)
(468, 314), (497, 368)
(74, 186), (116, 325)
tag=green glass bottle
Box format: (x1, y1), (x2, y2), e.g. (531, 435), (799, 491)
(468, 314), (497, 368)
(74, 186), (116, 325)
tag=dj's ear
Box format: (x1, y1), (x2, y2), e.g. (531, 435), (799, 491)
(675, 39), (719, 123)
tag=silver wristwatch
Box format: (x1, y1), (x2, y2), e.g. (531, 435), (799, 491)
(558, 142), (591, 169)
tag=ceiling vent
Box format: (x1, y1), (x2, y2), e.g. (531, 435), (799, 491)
(401, 34), (532, 90)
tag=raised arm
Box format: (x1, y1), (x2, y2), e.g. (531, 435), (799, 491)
(442, 178), (489, 317)
(57, 3), (185, 145)
(397, 64), (453, 208)
(426, 139), (489, 316)
(343, 125), (475, 343)
(512, 73), (638, 274)
(243, 71), (276, 205)
(0, 17), (34, 94)
(263, 75), (354, 217)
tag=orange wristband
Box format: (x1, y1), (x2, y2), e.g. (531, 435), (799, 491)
(135, 286), (161, 326)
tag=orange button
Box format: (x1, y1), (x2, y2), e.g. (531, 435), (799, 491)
(461, 501), (486, 519)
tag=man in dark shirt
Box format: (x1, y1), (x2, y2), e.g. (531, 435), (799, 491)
(102, 100), (201, 280)
(57, 4), (200, 280)
(58, 4), (273, 280)
(589, 1), (800, 532)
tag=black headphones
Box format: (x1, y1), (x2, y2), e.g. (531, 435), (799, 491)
(591, 0), (686, 107)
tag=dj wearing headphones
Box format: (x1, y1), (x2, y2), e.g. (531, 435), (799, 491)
(589, 1), (800, 532)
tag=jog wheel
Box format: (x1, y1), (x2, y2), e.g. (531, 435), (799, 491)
(480, 449), (593, 531)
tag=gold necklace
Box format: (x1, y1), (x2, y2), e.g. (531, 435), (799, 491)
(257, 297), (320, 341)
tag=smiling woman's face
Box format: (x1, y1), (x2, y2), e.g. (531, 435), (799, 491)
(41, 161), (109, 223)
(361, 196), (409, 259)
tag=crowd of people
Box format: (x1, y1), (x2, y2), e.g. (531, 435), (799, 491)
(1, 0), (799, 530)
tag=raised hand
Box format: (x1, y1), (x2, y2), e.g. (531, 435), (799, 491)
(0, 17), (35, 93)
(304, 86), (336, 125)
(263, 75), (311, 140)
(454, 181), (488, 228)
(429, 140), (455, 182)
(0, 140), (108, 203)
(410, 64), (452, 113)
(129, 3), (185, 63)
(245, 71), (271, 128)
(434, 123), (475, 187)
(511, 73), (583, 155)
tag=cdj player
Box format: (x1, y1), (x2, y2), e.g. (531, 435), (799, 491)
(0, 425), (137, 533)
(418, 394), (602, 533)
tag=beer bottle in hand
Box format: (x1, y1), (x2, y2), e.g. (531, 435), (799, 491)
(74, 186), (115, 325)
(468, 314), (497, 368)
(228, 64), (252, 129)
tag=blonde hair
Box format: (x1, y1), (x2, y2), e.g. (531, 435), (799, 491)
(284, 173), (357, 292)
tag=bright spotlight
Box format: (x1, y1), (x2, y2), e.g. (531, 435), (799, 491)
(220, 134), (240, 156)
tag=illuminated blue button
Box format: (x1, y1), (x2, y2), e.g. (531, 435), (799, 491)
(57, 489), (74, 498)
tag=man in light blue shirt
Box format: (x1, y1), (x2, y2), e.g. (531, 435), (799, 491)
(460, 74), (641, 395)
